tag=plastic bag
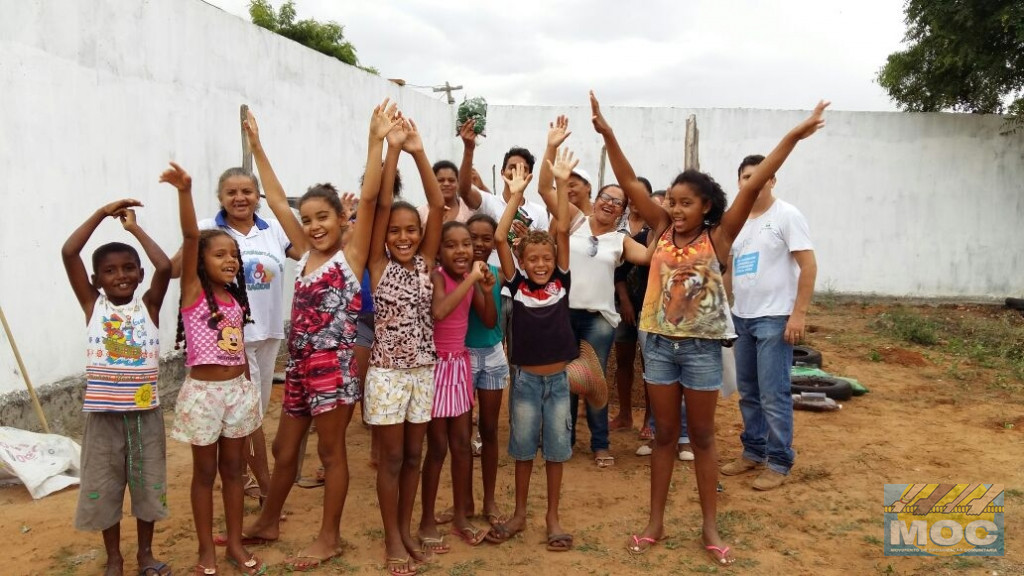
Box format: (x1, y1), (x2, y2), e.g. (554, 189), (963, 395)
(0, 427), (81, 499)
(456, 97), (487, 136)
(721, 346), (737, 398)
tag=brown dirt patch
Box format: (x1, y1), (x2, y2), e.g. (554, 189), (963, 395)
(3, 301), (1023, 575)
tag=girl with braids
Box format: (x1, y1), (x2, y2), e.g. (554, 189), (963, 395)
(164, 162), (265, 576)
(589, 91), (828, 565)
(233, 100), (401, 571)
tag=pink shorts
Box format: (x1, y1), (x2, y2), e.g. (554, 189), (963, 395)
(171, 375), (261, 446)
(284, 349), (360, 418)
(431, 350), (473, 418)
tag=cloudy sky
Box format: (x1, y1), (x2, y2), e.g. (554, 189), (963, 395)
(203, 0), (909, 111)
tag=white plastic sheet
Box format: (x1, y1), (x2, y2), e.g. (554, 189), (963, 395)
(0, 427), (81, 499)
(721, 346), (737, 398)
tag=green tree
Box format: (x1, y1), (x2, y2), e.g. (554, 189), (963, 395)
(248, 0), (377, 74)
(877, 0), (1023, 125)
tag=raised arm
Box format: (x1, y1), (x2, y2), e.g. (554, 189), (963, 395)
(495, 164), (532, 281)
(404, 119), (444, 266)
(536, 115), (573, 217)
(160, 162), (200, 305)
(431, 260), (487, 321)
(243, 109), (307, 254)
(368, 116), (407, 287)
(717, 100), (829, 241)
(347, 98), (402, 279)
(457, 119), (483, 210)
(61, 199), (142, 319)
(548, 146), (576, 271)
(119, 209), (172, 324)
(472, 268), (497, 328)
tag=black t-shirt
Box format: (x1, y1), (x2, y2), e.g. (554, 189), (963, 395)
(503, 268), (578, 366)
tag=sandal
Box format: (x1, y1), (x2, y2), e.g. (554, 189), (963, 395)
(595, 455), (615, 468)
(546, 533), (573, 552)
(434, 506), (454, 525)
(627, 534), (665, 555)
(386, 557), (417, 576)
(418, 535), (450, 554)
(228, 554), (267, 576)
(705, 544), (735, 565)
(456, 526), (489, 546)
(192, 564), (216, 575)
(639, 426), (654, 441)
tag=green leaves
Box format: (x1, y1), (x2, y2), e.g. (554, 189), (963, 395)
(246, 0), (375, 73)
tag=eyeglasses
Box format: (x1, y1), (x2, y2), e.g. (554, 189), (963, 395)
(587, 235), (599, 257)
(596, 192), (625, 208)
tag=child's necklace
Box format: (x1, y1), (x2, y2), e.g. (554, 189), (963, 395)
(672, 227), (704, 249)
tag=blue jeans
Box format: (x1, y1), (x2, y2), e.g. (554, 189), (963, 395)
(568, 309), (614, 452)
(732, 315), (795, 475)
(508, 368), (572, 462)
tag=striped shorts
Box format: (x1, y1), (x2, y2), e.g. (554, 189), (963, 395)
(432, 349), (473, 418)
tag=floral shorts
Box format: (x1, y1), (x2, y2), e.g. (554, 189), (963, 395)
(362, 365), (435, 426)
(171, 374), (261, 446)
(284, 349), (360, 418)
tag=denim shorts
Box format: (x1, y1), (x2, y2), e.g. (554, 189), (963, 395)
(508, 368), (572, 462)
(355, 312), (375, 349)
(643, 333), (723, 390)
(469, 342), (509, 391)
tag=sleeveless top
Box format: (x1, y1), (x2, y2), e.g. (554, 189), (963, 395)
(466, 264), (503, 349)
(181, 290), (247, 367)
(370, 255), (436, 369)
(639, 228), (735, 339)
(434, 267), (473, 355)
(289, 250), (361, 362)
(84, 295), (160, 412)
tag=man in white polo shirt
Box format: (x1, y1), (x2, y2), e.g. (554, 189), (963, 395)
(721, 154), (817, 491)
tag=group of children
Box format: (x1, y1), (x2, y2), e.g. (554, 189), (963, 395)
(64, 93), (828, 575)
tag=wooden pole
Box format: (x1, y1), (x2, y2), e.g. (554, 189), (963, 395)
(0, 303), (50, 433)
(684, 114), (700, 171)
(240, 104), (252, 173)
(598, 145), (608, 188)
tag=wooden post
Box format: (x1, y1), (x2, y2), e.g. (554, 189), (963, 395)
(684, 114), (700, 171)
(0, 303), (50, 433)
(598, 145), (608, 189)
(240, 104), (252, 173)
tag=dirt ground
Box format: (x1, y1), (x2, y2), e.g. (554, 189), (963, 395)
(3, 301), (1022, 575)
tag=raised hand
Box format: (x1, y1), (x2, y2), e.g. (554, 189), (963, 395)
(242, 108), (262, 152)
(159, 162), (192, 192)
(791, 100), (831, 140)
(589, 90), (613, 136)
(471, 168), (489, 192)
(100, 198), (143, 218)
(340, 191), (357, 221)
(547, 114), (572, 148)
(480, 265), (496, 289)
(117, 208), (138, 231)
(402, 118), (424, 154)
(501, 163), (533, 197)
(370, 97), (403, 141)
(460, 119), (478, 148)
(510, 219), (528, 241)
(386, 115), (409, 149)
(469, 260), (487, 282)
(548, 146), (579, 183)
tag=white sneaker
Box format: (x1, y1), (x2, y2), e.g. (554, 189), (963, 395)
(635, 443), (653, 456)
(678, 443), (694, 461)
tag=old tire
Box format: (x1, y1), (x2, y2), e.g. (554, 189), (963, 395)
(791, 376), (852, 401)
(792, 345), (823, 368)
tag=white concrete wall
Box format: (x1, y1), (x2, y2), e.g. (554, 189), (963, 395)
(476, 105), (1024, 298)
(2, 0), (1022, 398)
(0, 0), (457, 397)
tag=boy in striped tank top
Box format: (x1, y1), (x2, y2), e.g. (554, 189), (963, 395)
(62, 198), (173, 576)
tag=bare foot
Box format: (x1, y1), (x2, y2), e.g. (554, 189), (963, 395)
(609, 416), (633, 431)
(103, 558), (124, 576)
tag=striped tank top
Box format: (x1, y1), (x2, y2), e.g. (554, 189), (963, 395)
(84, 295), (160, 412)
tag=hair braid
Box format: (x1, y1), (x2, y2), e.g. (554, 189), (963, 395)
(224, 237), (254, 325)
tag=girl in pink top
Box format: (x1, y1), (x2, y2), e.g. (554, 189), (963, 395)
(418, 222), (496, 550)
(163, 163), (264, 576)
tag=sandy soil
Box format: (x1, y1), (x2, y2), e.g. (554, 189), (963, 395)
(3, 302), (1022, 575)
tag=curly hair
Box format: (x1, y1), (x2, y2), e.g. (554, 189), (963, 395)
(514, 229), (557, 261)
(669, 169), (727, 227)
(175, 230), (253, 351)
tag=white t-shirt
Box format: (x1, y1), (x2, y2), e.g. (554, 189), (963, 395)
(730, 199), (813, 318)
(199, 212), (292, 342)
(567, 218), (625, 327)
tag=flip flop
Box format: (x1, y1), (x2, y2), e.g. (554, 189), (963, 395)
(227, 554), (266, 576)
(627, 534), (665, 555)
(138, 561), (172, 576)
(705, 544), (736, 565)
(639, 426), (654, 441)
(418, 536), (450, 554)
(212, 534), (275, 547)
(434, 506), (454, 524)
(484, 512), (507, 527)
(295, 476), (324, 489)
(546, 533), (573, 552)
(595, 455), (615, 468)
(456, 526), (489, 547)
(191, 565), (216, 576)
(485, 521), (523, 544)
(385, 557), (417, 576)
(286, 552), (339, 572)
